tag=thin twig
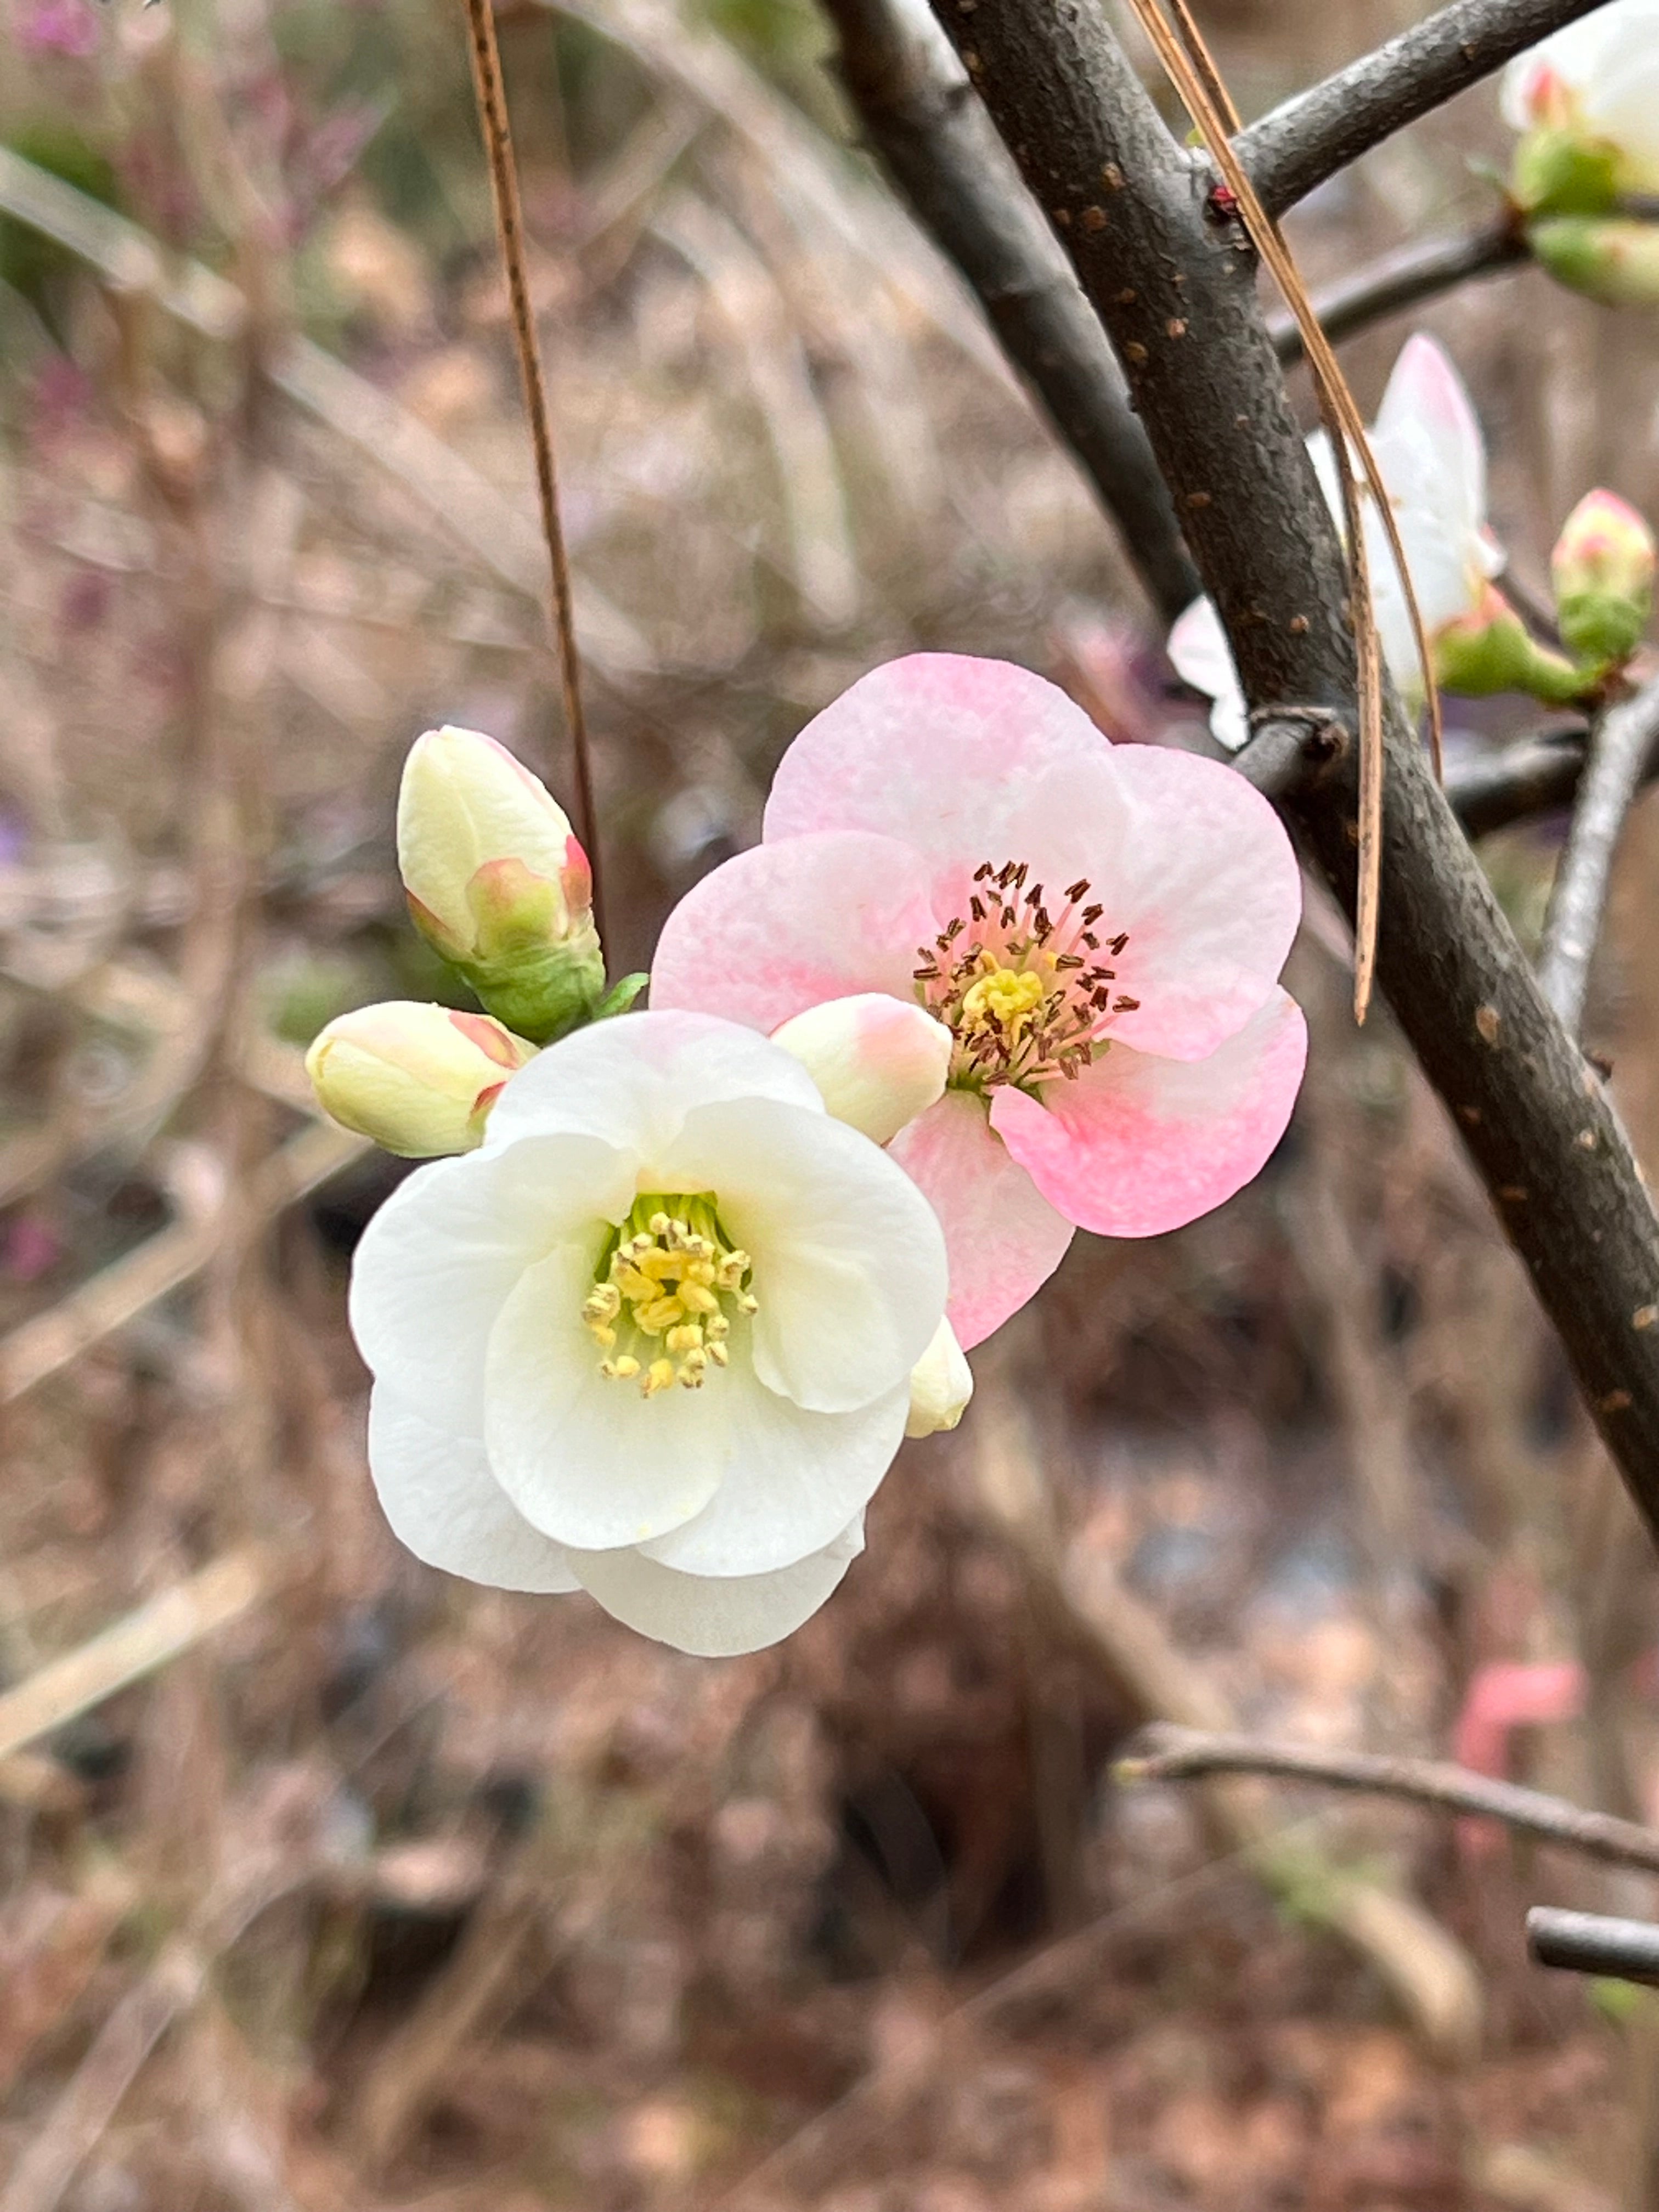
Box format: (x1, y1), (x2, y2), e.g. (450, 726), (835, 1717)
(1272, 218), (1530, 367)
(1537, 674), (1659, 1037)
(458, 0), (604, 941)
(1120, 1724), (1659, 1877)
(1528, 1906), (1659, 1985)
(1239, 0), (1618, 220)
(824, 0), (1197, 618)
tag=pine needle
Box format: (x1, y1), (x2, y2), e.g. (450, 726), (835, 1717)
(1119, 0), (1444, 1022)
(458, 0), (606, 943)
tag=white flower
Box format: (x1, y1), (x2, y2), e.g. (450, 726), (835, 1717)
(1503, 1), (1659, 194)
(350, 1010), (949, 1655)
(1169, 336), (1503, 749)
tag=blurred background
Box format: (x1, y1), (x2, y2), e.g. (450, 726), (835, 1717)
(2, 0), (1659, 2204)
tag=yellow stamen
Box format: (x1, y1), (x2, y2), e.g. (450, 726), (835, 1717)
(584, 1191), (756, 1397)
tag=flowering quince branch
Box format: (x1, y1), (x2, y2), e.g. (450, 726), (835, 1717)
(1537, 673), (1659, 1037)
(917, 0), (1659, 1544)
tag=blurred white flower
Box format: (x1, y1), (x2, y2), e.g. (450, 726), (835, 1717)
(351, 1010), (949, 1654)
(1169, 336), (1503, 748)
(1503, 1), (1659, 198)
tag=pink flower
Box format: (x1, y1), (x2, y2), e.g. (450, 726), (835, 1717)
(651, 655), (1306, 1349)
(15, 0), (98, 56)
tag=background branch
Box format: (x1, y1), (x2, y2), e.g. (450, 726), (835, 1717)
(1537, 675), (1659, 1036)
(1528, 1907), (1659, 1985)
(1271, 218), (1528, 366)
(1120, 1724), (1659, 1876)
(824, 0), (1197, 618)
(927, 0), (1659, 1548)
(1239, 0), (1616, 219)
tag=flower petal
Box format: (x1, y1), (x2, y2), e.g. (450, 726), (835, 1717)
(1101, 745), (1303, 1059)
(636, 1372), (908, 1576)
(482, 1007), (824, 1159)
(663, 1097), (947, 1413)
(570, 1517), (865, 1656)
(366, 1389), (579, 1592)
(349, 1133), (634, 1436)
(887, 1091), (1074, 1350)
(763, 654), (1116, 871)
(648, 833), (938, 1035)
(1167, 597), (1250, 751)
(484, 1244), (728, 1550)
(989, 987), (1307, 1237)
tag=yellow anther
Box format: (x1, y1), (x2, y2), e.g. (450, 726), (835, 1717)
(589, 1191), (756, 1398)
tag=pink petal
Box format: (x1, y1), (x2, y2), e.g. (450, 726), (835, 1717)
(989, 988), (1307, 1238)
(650, 832), (938, 1034)
(763, 654), (1115, 872)
(1102, 745), (1304, 1060)
(887, 1090), (1074, 1349)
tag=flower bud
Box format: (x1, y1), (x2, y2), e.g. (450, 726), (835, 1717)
(905, 1318), (973, 1440)
(769, 994), (952, 1146)
(1551, 489), (1656, 669)
(306, 1001), (534, 1157)
(396, 726), (605, 1043)
(1527, 216), (1659, 311)
(1431, 584), (1583, 705)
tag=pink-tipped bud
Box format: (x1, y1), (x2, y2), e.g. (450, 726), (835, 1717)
(1432, 583), (1584, 705)
(769, 995), (952, 1146)
(305, 1001), (534, 1157)
(1551, 488), (1656, 668)
(396, 726), (605, 1042)
(905, 1318), (973, 1439)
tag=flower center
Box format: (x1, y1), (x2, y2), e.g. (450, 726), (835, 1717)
(582, 1192), (755, 1397)
(914, 861), (1139, 1090)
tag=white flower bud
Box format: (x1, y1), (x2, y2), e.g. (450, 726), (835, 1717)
(770, 995), (951, 1147)
(905, 1318), (973, 1439)
(396, 726), (605, 1042)
(306, 1001), (534, 1157)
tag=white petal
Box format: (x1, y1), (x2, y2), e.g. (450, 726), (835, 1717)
(662, 1096), (948, 1414)
(348, 1133), (634, 1435)
(770, 995), (951, 1145)
(637, 1369), (908, 1576)
(366, 1389), (579, 1592)
(906, 1318), (973, 1438)
(483, 1244), (730, 1550)
(1167, 598), (1250, 750)
(483, 1008), (823, 1161)
(571, 1519), (865, 1655)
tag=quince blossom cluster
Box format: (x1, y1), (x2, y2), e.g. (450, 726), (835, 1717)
(310, 673), (1306, 1654)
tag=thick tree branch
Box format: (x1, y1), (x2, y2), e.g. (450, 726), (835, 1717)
(1271, 218), (1528, 367)
(1239, 0), (1616, 220)
(823, 0), (1197, 618)
(1120, 1725), (1659, 1877)
(928, 0), (1659, 1544)
(1537, 676), (1659, 1037)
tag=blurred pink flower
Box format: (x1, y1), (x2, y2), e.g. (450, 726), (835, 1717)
(652, 654), (1306, 1349)
(15, 0), (98, 58)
